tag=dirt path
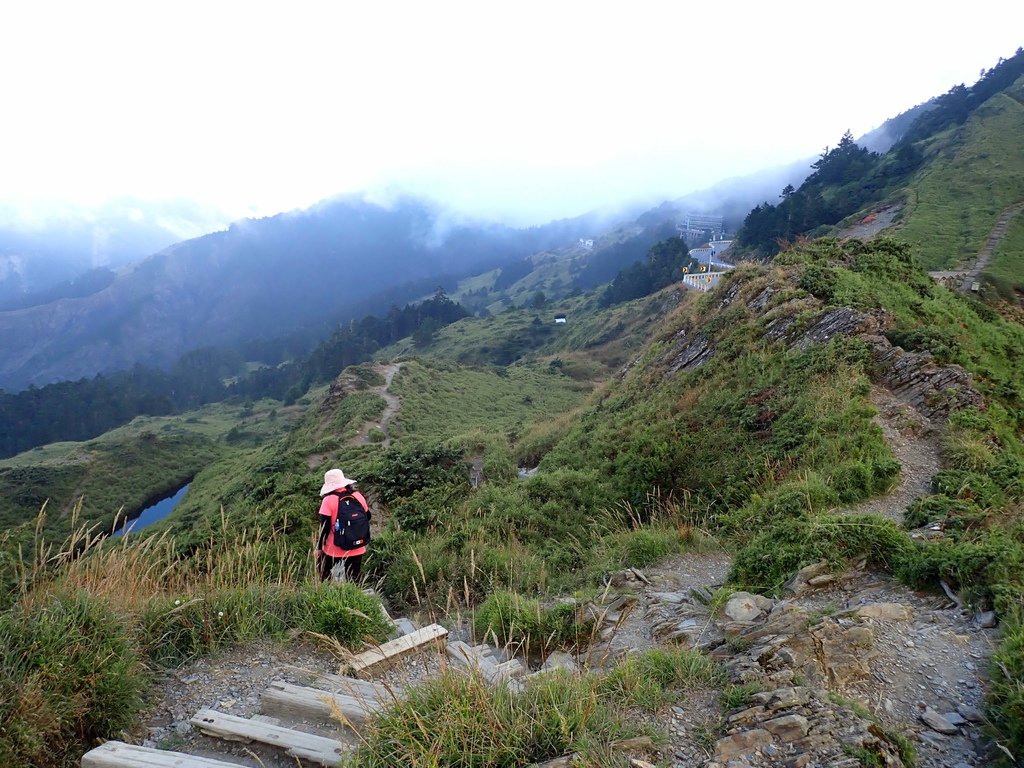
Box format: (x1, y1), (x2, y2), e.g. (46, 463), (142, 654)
(836, 204), (901, 240)
(843, 387), (943, 523)
(349, 362), (403, 448)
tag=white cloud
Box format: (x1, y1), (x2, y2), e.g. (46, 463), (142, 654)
(0, 1), (1020, 223)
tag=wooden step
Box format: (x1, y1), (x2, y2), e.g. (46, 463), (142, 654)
(190, 709), (348, 767)
(261, 681), (381, 726)
(82, 741), (248, 767)
(345, 623), (448, 677)
(313, 672), (401, 703)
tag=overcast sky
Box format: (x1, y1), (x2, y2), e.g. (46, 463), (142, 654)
(1, 1), (1021, 225)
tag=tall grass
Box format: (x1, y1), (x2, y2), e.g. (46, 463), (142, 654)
(0, 505), (390, 767)
(351, 645), (723, 767)
(351, 669), (652, 768)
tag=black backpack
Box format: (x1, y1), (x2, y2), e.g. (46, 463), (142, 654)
(330, 492), (371, 550)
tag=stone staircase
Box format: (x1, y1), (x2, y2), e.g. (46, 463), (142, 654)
(80, 599), (528, 768)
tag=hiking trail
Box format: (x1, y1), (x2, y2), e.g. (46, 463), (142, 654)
(349, 362), (402, 448)
(842, 386), (943, 523)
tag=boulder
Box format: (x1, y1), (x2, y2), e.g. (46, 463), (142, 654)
(764, 714), (810, 742)
(540, 651), (579, 674)
(920, 707), (959, 735)
(974, 610), (997, 628)
(854, 602), (912, 622)
(956, 703), (985, 723)
(713, 729), (773, 762)
(784, 561), (830, 596)
(724, 591), (773, 622)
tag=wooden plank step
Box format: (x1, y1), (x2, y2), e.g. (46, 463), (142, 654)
(82, 741), (247, 767)
(495, 659), (527, 678)
(261, 681), (381, 727)
(313, 673), (402, 703)
(345, 623), (448, 677)
(190, 709), (348, 767)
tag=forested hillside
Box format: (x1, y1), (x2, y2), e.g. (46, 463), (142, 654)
(0, 196), (613, 390)
(736, 48), (1024, 261)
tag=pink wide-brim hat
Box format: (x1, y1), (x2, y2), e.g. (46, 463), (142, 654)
(320, 468), (356, 496)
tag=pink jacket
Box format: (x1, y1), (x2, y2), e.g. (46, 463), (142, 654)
(319, 489), (369, 558)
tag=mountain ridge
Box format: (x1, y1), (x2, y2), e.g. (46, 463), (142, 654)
(0, 196), (618, 390)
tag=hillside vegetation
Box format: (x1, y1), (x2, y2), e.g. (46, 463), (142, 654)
(735, 53), (1024, 276)
(897, 76), (1024, 269)
(6, 52), (1024, 768)
(4, 234), (1024, 765)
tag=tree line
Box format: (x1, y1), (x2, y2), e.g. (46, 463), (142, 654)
(737, 131), (922, 255)
(738, 50), (1024, 256)
(0, 292), (469, 458)
(600, 236), (696, 306)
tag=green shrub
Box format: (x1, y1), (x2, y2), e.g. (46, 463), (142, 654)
(730, 514), (916, 594)
(473, 591), (589, 656)
(799, 264), (839, 301)
(390, 483), (465, 533)
(599, 527), (684, 570)
(932, 469), (1005, 509)
(481, 440), (517, 484)
(943, 433), (999, 474)
(598, 647), (725, 710)
(898, 532), (1024, 612)
(0, 591), (145, 768)
(886, 326), (965, 365)
(140, 584), (389, 666)
(298, 582), (392, 645)
(989, 610), (1024, 763)
(721, 477), (839, 540)
(904, 495), (979, 530)
(363, 443), (469, 507)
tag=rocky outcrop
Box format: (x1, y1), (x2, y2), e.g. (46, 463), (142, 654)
(666, 329), (715, 373)
(663, 268), (984, 423)
(790, 307), (883, 350)
(863, 335), (984, 420)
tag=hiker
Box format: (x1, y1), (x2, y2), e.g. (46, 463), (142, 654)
(316, 468), (371, 582)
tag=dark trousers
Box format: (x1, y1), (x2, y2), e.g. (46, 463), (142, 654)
(318, 553), (363, 582)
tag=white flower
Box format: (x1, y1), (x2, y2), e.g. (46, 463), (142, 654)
(218, 611), (224, 618)
(174, 599), (181, 605)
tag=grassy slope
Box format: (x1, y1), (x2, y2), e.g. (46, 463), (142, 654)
(536, 238), (1024, 759)
(897, 77), (1024, 270)
(381, 287), (688, 371)
(0, 398), (297, 542)
(983, 210), (1024, 301)
(390, 360), (590, 442)
(7, 236), (1024, 763)
(164, 359), (595, 551)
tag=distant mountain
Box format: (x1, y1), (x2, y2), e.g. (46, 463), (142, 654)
(0, 196), (615, 390)
(0, 198), (230, 307)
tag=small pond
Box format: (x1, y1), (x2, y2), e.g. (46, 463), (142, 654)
(112, 483), (190, 537)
